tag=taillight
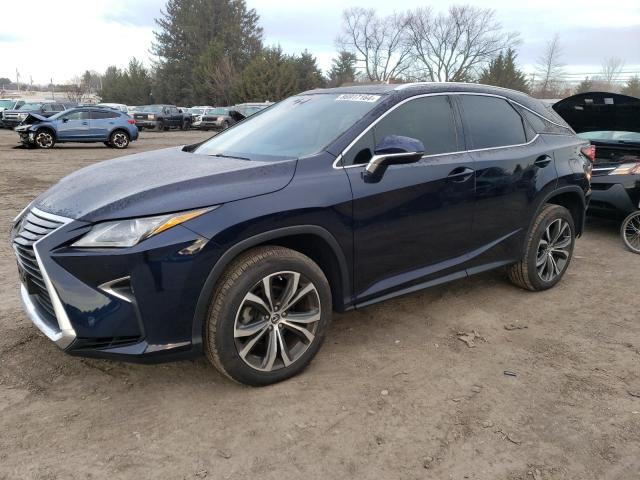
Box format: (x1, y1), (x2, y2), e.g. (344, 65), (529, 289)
(580, 145), (596, 163)
(128, 119), (136, 124)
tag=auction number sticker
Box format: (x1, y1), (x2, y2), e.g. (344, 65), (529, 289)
(335, 94), (381, 102)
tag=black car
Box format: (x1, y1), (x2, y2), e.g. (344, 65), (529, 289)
(2, 101), (72, 129)
(11, 83), (590, 386)
(132, 104), (191, 131)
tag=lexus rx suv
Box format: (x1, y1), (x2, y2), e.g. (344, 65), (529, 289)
(11, 83), (591, 386)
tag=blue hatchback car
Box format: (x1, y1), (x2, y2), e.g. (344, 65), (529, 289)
(14, 107), (138, 149)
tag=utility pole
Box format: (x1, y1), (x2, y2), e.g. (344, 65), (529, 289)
(51, 78), (55, 100)
(29, 75), (33, 92)
(16, 69), (20, 91)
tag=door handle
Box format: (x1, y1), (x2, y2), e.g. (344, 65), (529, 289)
(446, 167), (475, 182)
(534, 155), (552, 168)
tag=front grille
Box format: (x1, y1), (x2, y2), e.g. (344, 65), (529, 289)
(134, 114), (148, 120)
(3, 112), (20, 120)
(202, 116), (218, 122)
(12, 209), (66, 320)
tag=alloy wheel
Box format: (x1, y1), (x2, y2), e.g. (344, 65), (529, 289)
(536, 218), (572, 282)
(234, 271), (321, 372)
(622, 212), (640, 254)
(35, 131), (53, 148)
(112, 132), (129, 148)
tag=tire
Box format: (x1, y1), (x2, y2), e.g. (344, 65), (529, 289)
(222, 121), (230, 130)
(109, 130), (130, 149)
(33, 129), (55, 149)
(204, 246), (332, 386)
(508, 204), (575, 291)
(181, 119), (191, 130)
(621, 211), (640, 254)
(155, 120), (164, 132)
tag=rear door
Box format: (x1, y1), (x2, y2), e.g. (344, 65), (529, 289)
(457, 94), (558, 269)
(57, 110), (90, 139)
(344, 94), (476, 302)
(90, 109), (120, 140)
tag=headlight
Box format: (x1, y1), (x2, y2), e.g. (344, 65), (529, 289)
(72, 207), (216, 248)
(148, 114), (156, 120)
(18, 113), (28, 120)
(610, 162), (640, 175)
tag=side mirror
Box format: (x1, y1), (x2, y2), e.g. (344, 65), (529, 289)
(62, 118), (69, 123)
(364, 135), (425, 179)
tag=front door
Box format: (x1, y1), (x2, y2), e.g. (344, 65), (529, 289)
(341, 95), (476, 303)
(57, 110), (90, 139)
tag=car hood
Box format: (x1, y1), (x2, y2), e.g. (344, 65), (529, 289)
(34, 147), (297, 222)
(553, 92), (640, 134)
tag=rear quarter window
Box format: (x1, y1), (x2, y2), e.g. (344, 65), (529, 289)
(459, 95), (527, 149)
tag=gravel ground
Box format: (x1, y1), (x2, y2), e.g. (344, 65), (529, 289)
(0, 128), (638, 480)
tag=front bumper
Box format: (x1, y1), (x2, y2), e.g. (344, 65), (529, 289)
(134, 120), (159, 129)
(3, 119), (22, 129)
(12, 207), (218, 362)
(589, 174), (639, 218)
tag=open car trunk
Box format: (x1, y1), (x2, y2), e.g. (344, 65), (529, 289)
(553, 92), (640, 175)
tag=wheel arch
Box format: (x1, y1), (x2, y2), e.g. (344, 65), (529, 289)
(191, 225), (352, 352)
(34, 125), (57, 140)
(543, 187), (587, 237)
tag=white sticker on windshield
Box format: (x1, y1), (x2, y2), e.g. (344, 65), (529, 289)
(335, 94), (381, 103)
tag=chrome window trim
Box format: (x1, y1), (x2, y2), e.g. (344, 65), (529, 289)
(20, 207), (76, 349)
(332, 91), (545, 170)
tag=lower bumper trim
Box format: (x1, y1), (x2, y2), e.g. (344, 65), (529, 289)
(20, 284), (75, 349)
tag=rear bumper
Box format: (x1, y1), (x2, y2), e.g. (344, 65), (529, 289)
(588, 175), (639, 217)
(134, 120), (159, 129)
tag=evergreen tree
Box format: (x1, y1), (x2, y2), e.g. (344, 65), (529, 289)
(98, 59), (153, 105)
(152, 0), (262, 105)
(574, 77), (594, 94)
(235, 46), (298, 102)
(328, 51), (357, 87)
(621, 75), (640, 98)
(295, 50), (326, 91)
(478, 48), (529, 93)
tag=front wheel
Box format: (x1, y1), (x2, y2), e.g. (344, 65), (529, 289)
(109, 130), (130, 149)
(204, 246), (332, 386)
(508, 204), (575, 291)
(621, 211), (640, 254)
(34, 130), (55, 149)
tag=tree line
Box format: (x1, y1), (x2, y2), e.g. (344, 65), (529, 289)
(61, 1), (640, 105)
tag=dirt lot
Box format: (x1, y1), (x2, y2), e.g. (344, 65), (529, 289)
(0, 128), (638, 480)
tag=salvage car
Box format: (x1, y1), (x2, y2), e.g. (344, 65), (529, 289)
(0, 98), (25, 127)
(192, 107), (244, 131)
(2, 101), (71, 129)
(14, 106), (138, 149)
(553, 92), (640, 253)
(11, 83), (590, 385)
(132, 104), (191, 131)
(97, 103), (129, 114)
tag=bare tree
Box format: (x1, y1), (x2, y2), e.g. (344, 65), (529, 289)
(65, 76), (90, 103)
(337, 8), (413, 82)
(406, 5), (519, 82)
(534, 34), (565, 98)
(600, 56), (625, 90)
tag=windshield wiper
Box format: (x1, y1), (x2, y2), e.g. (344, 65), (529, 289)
(211, 153), (251, 161)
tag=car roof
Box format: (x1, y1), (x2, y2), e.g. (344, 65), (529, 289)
(301, 82), (565, 126)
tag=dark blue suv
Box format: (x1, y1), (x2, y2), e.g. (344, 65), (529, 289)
(11, 83), (591, 385)
(14, 107), (138, 149)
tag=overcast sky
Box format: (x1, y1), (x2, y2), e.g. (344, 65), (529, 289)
(1, 0), (639, 85)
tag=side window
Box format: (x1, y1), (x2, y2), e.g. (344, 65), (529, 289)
(164, 107), (171, 114)
(62, 111), (89, 121)
(170, 107), (179, 115)
(459, 96), (527, 149)
(51, 104), (65, 112)
(41, 104), (54, 112)
(91, 110), (119, 120)
(343, 130), (375, 166)
(373, 96), (459, 156)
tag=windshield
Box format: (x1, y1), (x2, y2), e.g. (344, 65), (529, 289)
(577, 131), (640, 143)
(189, 108), (205, 115)
(207, 107), (229, 115)
(139, 105), (164, 113)
(195, 93), (382, 159)
(0, 100), (15, 109)
(18, 102), (43, 110)
(236, 106), (263, 116)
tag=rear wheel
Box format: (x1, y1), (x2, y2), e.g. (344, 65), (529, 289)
(109, 130), (130, 149)
(34, 130), (55, 149)
(181, 119), (191, 130)
(204, 246), (332, 386)
(155, 120), (164, 132)
(508, 204), (575, 291)
(621, 211), (640, 254)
